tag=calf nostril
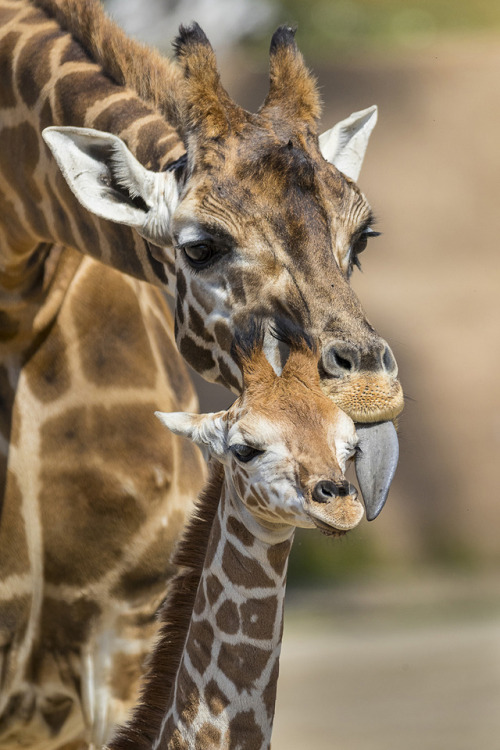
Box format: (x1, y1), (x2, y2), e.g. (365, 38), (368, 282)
(312, 480), (339, 503)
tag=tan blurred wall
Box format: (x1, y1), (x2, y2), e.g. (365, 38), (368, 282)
(207, 37), (500, 564)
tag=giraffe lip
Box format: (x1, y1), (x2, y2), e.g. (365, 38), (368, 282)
(307, 500), (364, 533)
(309, 515), (348, 537)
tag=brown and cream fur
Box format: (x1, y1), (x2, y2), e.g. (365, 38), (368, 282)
(115, 334), (362, 750)
(0, 2), (402, 748)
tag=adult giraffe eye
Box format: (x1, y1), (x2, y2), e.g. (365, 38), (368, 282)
(350, 227), (381, 273)
(183, 242), (214, 268)
(230, 444), (265, 463)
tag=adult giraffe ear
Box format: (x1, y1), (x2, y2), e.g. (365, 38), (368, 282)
(319, 105), (378, 182)
(42, 126), (179, 244)
(155, 410), (227, 458)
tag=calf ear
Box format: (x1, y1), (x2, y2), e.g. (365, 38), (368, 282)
(43, 126), (179, 244)
(319, 105), (377, 181)
(155, 411), (227, 458)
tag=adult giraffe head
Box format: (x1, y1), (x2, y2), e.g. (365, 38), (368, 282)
(43, 24), (402, 519)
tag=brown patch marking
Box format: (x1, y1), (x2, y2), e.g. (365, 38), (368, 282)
(24, 321), (71, 402)
(217, 641), (271, 693)
(0, 31), (20, 107)
(205, 573), (223, 607)
(112, 516), (185, 602)
(17, 28), (62, 108)
(0, 472), (30, 578)
(222, 541), (274, 589)
(40, 596), (101, 650)
(215, 599), (239, 636)
(267, 539), (292, 576)
(185, 619), (214, 677)
(0, 123), (49, 237)
(262, 657), (280, 720)
(110, 652), (145, 702)
(228, 709), (264, 749)
(240, 596), (278, 640)
(204, 679), (229, 716)
(226, 514), (253, 547)
(195, 723), (221, 749)
(175, 660), (201, 727)
(72, 266), (157, 387)
(40, 694), (73, 735)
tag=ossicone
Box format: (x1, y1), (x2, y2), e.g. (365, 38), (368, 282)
(173, 23), (212, 63)
(261, 24), (321, 126)
(232, 321), (276, 388)
(172, 22), (246, 141)
(269, 24), (298, 54)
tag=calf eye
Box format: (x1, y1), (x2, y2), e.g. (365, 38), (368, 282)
(182, 242), (215, 268)
(230, 444), (265, 463)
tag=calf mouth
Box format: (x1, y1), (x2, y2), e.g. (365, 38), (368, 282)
(310, 516), (349, 538)
(307, 492), (365, 536)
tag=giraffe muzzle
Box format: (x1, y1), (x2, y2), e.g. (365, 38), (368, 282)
(308, 481), (364, 533)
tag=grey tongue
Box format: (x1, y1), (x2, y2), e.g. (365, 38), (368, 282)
(354, 421), (399, 521)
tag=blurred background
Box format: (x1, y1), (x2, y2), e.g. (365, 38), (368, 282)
(105, 1), (500, 745)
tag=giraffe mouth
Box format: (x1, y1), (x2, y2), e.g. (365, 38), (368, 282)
(310, 517), (348, 538)
(307, 493), (365, 535)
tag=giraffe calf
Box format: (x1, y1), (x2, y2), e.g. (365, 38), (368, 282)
(161, 329), (364, 537)
(111, 329), (363, 750)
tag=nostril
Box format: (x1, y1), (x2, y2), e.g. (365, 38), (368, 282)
(312, 480), (339, 503)
(322, 341), (359, 378)
(382, 345), (397, 375)
(333, 352), (353, 371)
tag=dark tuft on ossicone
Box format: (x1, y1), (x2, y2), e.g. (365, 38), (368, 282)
(231, 320), (266, 367)
(271, 318), (315, 354)
(173, 22), (211, 58)
(269, 25), (298, 55)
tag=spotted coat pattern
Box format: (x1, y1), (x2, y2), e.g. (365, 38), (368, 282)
(0, 1), (402, 748)
(114, 339), (363, 750)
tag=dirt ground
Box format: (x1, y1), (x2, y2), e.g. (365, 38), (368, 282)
(273, 571), (500, 749)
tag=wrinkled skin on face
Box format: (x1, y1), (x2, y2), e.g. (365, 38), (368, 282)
(173, 123), (401, 424)
(44, 25), (403, 514)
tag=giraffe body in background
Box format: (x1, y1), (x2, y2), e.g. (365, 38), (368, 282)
(0, 1), (403, 747)
(120, 329), (363, 750)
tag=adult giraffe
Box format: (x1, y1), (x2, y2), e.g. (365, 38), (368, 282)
(0, 0), (403, 748)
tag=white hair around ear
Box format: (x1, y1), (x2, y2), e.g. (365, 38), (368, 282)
(319, 105), (378, 182)
(155, 411), (200, 439)
(42, 126), (178, 244)
(155, 410), (227, 458)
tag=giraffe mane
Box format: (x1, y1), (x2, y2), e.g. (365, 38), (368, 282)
(108, 461), (224, 750)
(33, 0), (184, 131)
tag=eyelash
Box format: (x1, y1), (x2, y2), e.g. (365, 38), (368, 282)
(348, 224), (381, 275)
